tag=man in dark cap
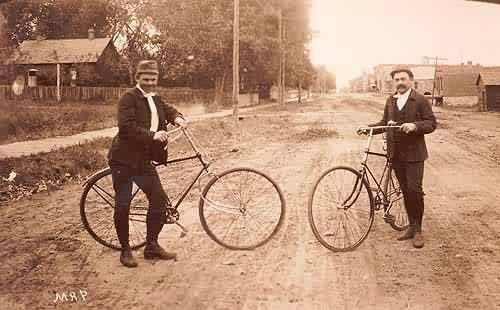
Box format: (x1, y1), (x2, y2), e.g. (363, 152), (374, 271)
(108, 60), (188, 267)
(357, 65), (437, 248)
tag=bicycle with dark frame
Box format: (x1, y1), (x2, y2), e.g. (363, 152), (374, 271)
(80, 126), (286, 251)
(308, 125), (409, 252)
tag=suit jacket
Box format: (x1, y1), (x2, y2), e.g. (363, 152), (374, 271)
(369, 89), (437, 162)
(107, 87), (182, 168)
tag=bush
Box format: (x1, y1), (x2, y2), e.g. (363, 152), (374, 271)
(0, 138), (111, 203)
(0, 100), (117, 144)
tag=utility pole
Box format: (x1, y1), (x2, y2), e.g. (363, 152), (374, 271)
(232, 0), (240, 119)
(278, 7), (283, 105)
(425, 55), (448, 106)
(281, 22), (286, 105)
(56, 63), (61, 103)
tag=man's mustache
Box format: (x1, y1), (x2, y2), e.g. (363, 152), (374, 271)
(397, 84), (408, 89)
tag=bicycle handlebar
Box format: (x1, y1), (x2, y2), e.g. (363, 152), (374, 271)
(358, 125), (402, 131)
(163, 126), (186, 147)
(165, 126), (184, 135)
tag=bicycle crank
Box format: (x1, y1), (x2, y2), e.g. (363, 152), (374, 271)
(164, 208), (188, 238)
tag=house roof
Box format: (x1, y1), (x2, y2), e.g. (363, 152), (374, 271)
(477, 68), (500, 86)
(13, 37), (113, 65)
(376, 64), (436, 81)
(437, 64), (481, 76)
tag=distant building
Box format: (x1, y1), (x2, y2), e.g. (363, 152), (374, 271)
(476, 68), (500, 111)
(349, 76), (364, 93)
(374, 64), (435, 95)
(11, 29), (127, 87)
(374, 62), (487, 99)
(435, 62), (481, 97)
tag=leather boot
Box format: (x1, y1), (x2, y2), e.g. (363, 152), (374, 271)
(144, 241), (177, 260)
(413, 224), (424, 248)
(114, 208), (139, 267)
(397, 224), (415, 241)
(144, 219), (177, 260)
(120, 247), (138, 268)
(413, 231), (424, 248)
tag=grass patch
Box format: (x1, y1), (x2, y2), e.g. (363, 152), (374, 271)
(0, 99), (117, 145)
(0, 137), (111, 203)
(291, 127), (339, 141)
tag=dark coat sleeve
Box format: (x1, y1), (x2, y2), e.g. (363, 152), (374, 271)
(414, 96), (437, 135)
(117, 93), (155, 146)
(158, 97), (183, 125)
(368, 97), (390, 135)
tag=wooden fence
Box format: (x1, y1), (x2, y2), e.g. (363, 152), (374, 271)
(0, 85), (214, 103)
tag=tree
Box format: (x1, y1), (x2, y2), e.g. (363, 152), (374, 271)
(314, 65), (336, 93)
(0, 0), (123, 46)
(145, 0), (311, 106)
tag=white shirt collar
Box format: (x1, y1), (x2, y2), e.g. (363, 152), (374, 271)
(393, 87), (412, 99)
(394, 88), (412, 110)
(136, 84), (156, 97)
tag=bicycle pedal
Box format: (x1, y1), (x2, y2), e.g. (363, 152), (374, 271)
(383, 214), (396, 223)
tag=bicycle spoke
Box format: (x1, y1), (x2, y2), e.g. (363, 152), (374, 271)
(90, 186), (114, 208)
(220, 215), (240, 244)
(245, 210), (269, 238)
(200, 169), (284, 250)
(92, 183), (114, 199)
(214, 176), (241, 206)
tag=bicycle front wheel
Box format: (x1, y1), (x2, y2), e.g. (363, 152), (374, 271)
(308, 166), (374, 252)
(80, 168), (147, 250)
(199, 168), (286, 250)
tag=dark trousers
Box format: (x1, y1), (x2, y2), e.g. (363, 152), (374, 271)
(109, 160), (168, 248)
(392, 160), (425, 231)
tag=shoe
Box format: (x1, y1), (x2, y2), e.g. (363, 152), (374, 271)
(413, 231), (425, 248)
(144, 242), (177, 260)
(120, 248), (138, 268)
(397, 226), (415, 241)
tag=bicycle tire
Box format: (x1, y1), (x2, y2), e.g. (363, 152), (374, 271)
(80, 168), (147, 250)
(199, 167), (286, 250)
(308, 166), (374, 252)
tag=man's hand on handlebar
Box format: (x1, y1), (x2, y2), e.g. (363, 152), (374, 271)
(400, 122), (417, 134)
(356, 126), (369, 135)
(175, 116), (188, 128)
(153, 130), (169, 143)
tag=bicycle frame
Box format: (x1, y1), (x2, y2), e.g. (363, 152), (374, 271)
(128, 128), (212, 212)
(341, 126), (402, 209)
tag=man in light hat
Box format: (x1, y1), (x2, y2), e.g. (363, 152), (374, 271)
(108, 60), (188, 267)
(357, 65), (437, 248)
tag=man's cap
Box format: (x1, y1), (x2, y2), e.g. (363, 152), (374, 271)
(136, 60), (159, 76)
(390, 65), (414, 79)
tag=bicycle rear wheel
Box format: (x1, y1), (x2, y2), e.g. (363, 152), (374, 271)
(199, 168), (285, 250)
(386, 174), (409, 231)
(80, 168), (147, 250)
(308, 166), (374, 252)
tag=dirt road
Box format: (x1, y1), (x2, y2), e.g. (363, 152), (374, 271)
(2, 96), (500, 309)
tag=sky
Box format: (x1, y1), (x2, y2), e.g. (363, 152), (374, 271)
(310, 0), (500, 88)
